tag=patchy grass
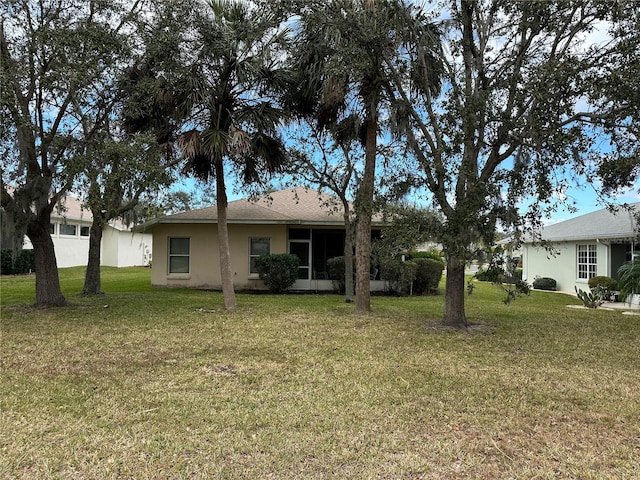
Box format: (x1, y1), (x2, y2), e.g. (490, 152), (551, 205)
(1, 267), (639, 479)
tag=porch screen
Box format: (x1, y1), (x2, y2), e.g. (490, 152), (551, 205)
(577, 244), (597, 279)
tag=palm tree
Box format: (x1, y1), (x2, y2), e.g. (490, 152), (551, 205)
(286, 0), (442, 314)
(123, 0), (289, 309)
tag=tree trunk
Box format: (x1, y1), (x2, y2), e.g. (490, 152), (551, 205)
(26, 217), (66, 307)
(343, 217), (355, 303)
(82, 219), (104, 295)
(355, 100), (378, 314)
(443, 255), (468, 329)
(215, 159), (236, 310)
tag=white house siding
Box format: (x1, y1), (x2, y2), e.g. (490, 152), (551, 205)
(523, 241), (609, 293)
(102, 229), (152, 267)
(23, 219), (92, 268)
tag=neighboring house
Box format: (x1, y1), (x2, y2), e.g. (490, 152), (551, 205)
(138, 187), (387, 292)
(522, 203), (639, 294)
(22, 195), (152, 268)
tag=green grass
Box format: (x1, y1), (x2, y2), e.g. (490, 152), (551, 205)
(1, 267), (639, 479)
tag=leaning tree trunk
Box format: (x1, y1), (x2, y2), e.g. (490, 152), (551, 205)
(355, 99), (378, 314)
(26, 217), (66, 307)
(215, 159), (236, 310)
(443, 255), (468, 329)
(82, 219), (104, 295)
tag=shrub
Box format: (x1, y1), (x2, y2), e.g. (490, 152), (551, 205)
(475, 266), (504, 283)
(380, 257), (417, 296)
(0, 249), (35, 275)
(512, 268), (523, 282)
(413, 258), (444, 295)
(1, 249), (13, 275)
(588, 276), (618, 291)
(587, 275), (619, 301)
(327, 256), (355, 294)
(254, 254), (299, 293)
(410, 250), (443, 262)
(532, 277), (556, 291)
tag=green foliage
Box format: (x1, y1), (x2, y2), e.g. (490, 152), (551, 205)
(533, 277), (557, 291)
(0, 250), (35, 275)
(502, 280), (531, 305)
(374, 207), (443, 261)
(588, 276), (619, 291)
(379, 257), (417, 296)
(255, 254), (300, 293)
(618, 259), (640, 302)
(410, 250), (444, 262)
(327, 256), (355, 294)
(412, 258), (444, 295)
(475, 266), (505, 283)
(575, 286), (605, 309)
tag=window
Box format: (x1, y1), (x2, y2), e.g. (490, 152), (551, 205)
(168, 237), (190, 274)
(59, 223), (77, 236)
(249, 237), (270, 274)
(80, 226), (90, 237)
(49, 223), (56, 234)
(577, 244), (597, 279)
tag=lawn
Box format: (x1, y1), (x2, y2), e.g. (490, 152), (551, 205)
(1, 267), (639, 479)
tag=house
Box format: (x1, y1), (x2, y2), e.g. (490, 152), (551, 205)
(521, 203), (639, 294)
(138, 187), (387, 291)
(22, 195), (152, 268)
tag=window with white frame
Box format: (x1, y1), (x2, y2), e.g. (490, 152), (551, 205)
(168, 237), (190, 274)
(577, 244), (597, 279)
(80, 226), (90, 237)
(249, 237), (270, 274)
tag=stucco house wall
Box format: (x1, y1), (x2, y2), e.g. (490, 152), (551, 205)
(521, 203), (639, 295)
(143, 187), (388, 292)
(522, 241), (610, 293)
(151, 223), (288, 289)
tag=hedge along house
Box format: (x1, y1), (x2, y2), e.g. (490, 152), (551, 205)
(138, 187), (388, 292)
(521, 203), (639, 295)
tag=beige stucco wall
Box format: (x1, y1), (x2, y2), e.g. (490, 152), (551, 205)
(151, 223), (288, 290)
(522, 241), (610, 293)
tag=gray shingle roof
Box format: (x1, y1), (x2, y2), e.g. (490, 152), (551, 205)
(143, 187), (382, 228)
(532, 203), (639, 242)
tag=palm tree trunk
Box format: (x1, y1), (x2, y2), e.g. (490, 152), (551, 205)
(355, 99), (378, 314)
(215, 158), (236, 310)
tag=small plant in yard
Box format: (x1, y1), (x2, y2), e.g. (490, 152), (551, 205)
(575, 286), (605, 309)
(254, 253), (299, 293)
